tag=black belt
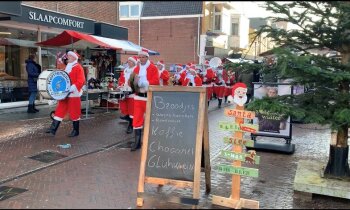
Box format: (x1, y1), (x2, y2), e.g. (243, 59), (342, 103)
(137, 93), (147, 97)
(203, 82), (211, 84)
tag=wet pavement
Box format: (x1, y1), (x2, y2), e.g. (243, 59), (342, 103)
(0, 101), (349, 209)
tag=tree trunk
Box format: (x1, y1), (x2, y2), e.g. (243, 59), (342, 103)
(324, 126), (350, 179)
(324, 53), (350, 179)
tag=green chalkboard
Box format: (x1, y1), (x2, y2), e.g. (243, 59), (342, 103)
(145, 91), (200, 181)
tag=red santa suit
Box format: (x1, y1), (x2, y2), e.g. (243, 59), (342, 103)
(133, 59), (160, 129)
(157, 60), (170, 86)
(203, 65), (215, 102)
(118, 56), (138, 118)
(213, 68), (228, 100)
(54, 59), (86, 121)
(225, 71), (236, 97)
(182, 68), (203, 86)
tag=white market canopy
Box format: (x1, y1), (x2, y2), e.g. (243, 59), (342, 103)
(36, 30), (159, 55)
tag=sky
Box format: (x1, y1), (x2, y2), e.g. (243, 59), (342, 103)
(231, 1), (275, 18)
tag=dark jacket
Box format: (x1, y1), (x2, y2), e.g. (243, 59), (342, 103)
(25, 59), (41, 92)
(238, 72), (254, 95)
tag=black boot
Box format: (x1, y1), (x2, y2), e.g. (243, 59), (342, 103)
(33, 104), (39, 112)
(120, 115), (129, 121)
(218, 99), (222, 108)
(68, 121), (79, 137)
(224, 96), (228, 103)
(27, 104), (36, 113)
(45, 119), (61, 135)
(126, 118), (133, 134)
(131, 129), (142, 151)
(208, 101), (210, 107)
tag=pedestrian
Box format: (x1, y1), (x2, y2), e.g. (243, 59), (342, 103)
(202, 60), (215, 106)
(45, 51), (86, 137)
(182, 66), (202, 86)
(156, 60), (170, 86)
(25, 53), (41, 113)
(213, 65), (228, 108)
(173, 64), (184, 85)
(118, 56), (138, 134)
(131, 49), (160, 151)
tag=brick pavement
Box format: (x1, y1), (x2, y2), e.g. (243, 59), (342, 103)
(0, 101), (349, 208)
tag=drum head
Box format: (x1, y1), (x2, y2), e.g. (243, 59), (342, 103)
(45, 70), (71, 100)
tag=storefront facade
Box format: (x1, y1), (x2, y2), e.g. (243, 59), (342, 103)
(0, 2), (127, 105)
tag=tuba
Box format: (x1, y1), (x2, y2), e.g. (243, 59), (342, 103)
(210, 57), (223, 81)
(209, 57), (222, 69)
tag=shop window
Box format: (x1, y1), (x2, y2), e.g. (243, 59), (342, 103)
(231, 18), (239, 36)
(0, 26), (37, 79)
(213, 5), (222, 31)
(41, 32), (65, 71)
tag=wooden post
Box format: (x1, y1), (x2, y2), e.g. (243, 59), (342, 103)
(232, 105), (244, 200)
(212, 101), (260, 209)
(203, 97), (211, 194)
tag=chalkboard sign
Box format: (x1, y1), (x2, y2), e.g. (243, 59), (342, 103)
(137, 86), (209, 207)
(145, 91), (199, 181)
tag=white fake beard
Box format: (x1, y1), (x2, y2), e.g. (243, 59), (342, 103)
(233, 95), (247, 106)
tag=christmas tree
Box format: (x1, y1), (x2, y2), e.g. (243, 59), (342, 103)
(231, 1), (350, 179)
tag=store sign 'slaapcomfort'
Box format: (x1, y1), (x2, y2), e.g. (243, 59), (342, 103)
(28, 11), (85, 29)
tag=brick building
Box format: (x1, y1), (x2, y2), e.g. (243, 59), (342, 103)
(119, 1), (203, 66)
(0, 1), (127, 106)
(22, 1), (119, 25)
(119, 1), (251, 68)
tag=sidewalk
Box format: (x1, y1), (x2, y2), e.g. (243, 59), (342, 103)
(0, 100), (349, 208)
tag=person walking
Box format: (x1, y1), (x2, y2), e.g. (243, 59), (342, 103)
(25, 54), (41, 113)
(118, 56), (138, 134)
(46, 51), (86, 137)
(131, 49), (160, 151)
(156, 60), (170, 86)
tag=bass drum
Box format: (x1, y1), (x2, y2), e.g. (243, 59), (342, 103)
(37, 69), (71, 100)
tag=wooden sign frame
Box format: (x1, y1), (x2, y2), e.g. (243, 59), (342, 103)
(137, 86), (210, 207)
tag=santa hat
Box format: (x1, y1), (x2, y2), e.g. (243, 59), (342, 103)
(128, 56), (138, 64)
(189, 66), (196, 73)
(232, 83), (247, 95)
(138, 48), (149, 57)
(175, 64), (182, 69)
(157, 60), (165, 67)
(204, 60), (209, 66)
(67, 51), (79, 60)
(186, 62), (192, 68)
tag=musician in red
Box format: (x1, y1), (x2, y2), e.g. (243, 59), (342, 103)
(182, 66), (203, 86)
(173, 64), (184, 85)
(118, 56), (138, 134)
(202, 60), (215, 106)
(213, 65), (228, 108)
(225, 69), (236, 103)
(156, 60), (170, 86)
(46, 51), (86, 137)
(131, 49), (160, 151)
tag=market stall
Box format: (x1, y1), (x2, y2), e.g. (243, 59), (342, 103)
(35, 30), (160, 118)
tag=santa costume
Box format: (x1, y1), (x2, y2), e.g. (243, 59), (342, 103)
(182, 67), (203, 86)
(131, 49), (160, 151)
(118, 56), (138, 134)
(157, 60), (170, 86)
(213, 66), (228, 108)
(46, 51), (86, 137)
(202, 60), (215, 105)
